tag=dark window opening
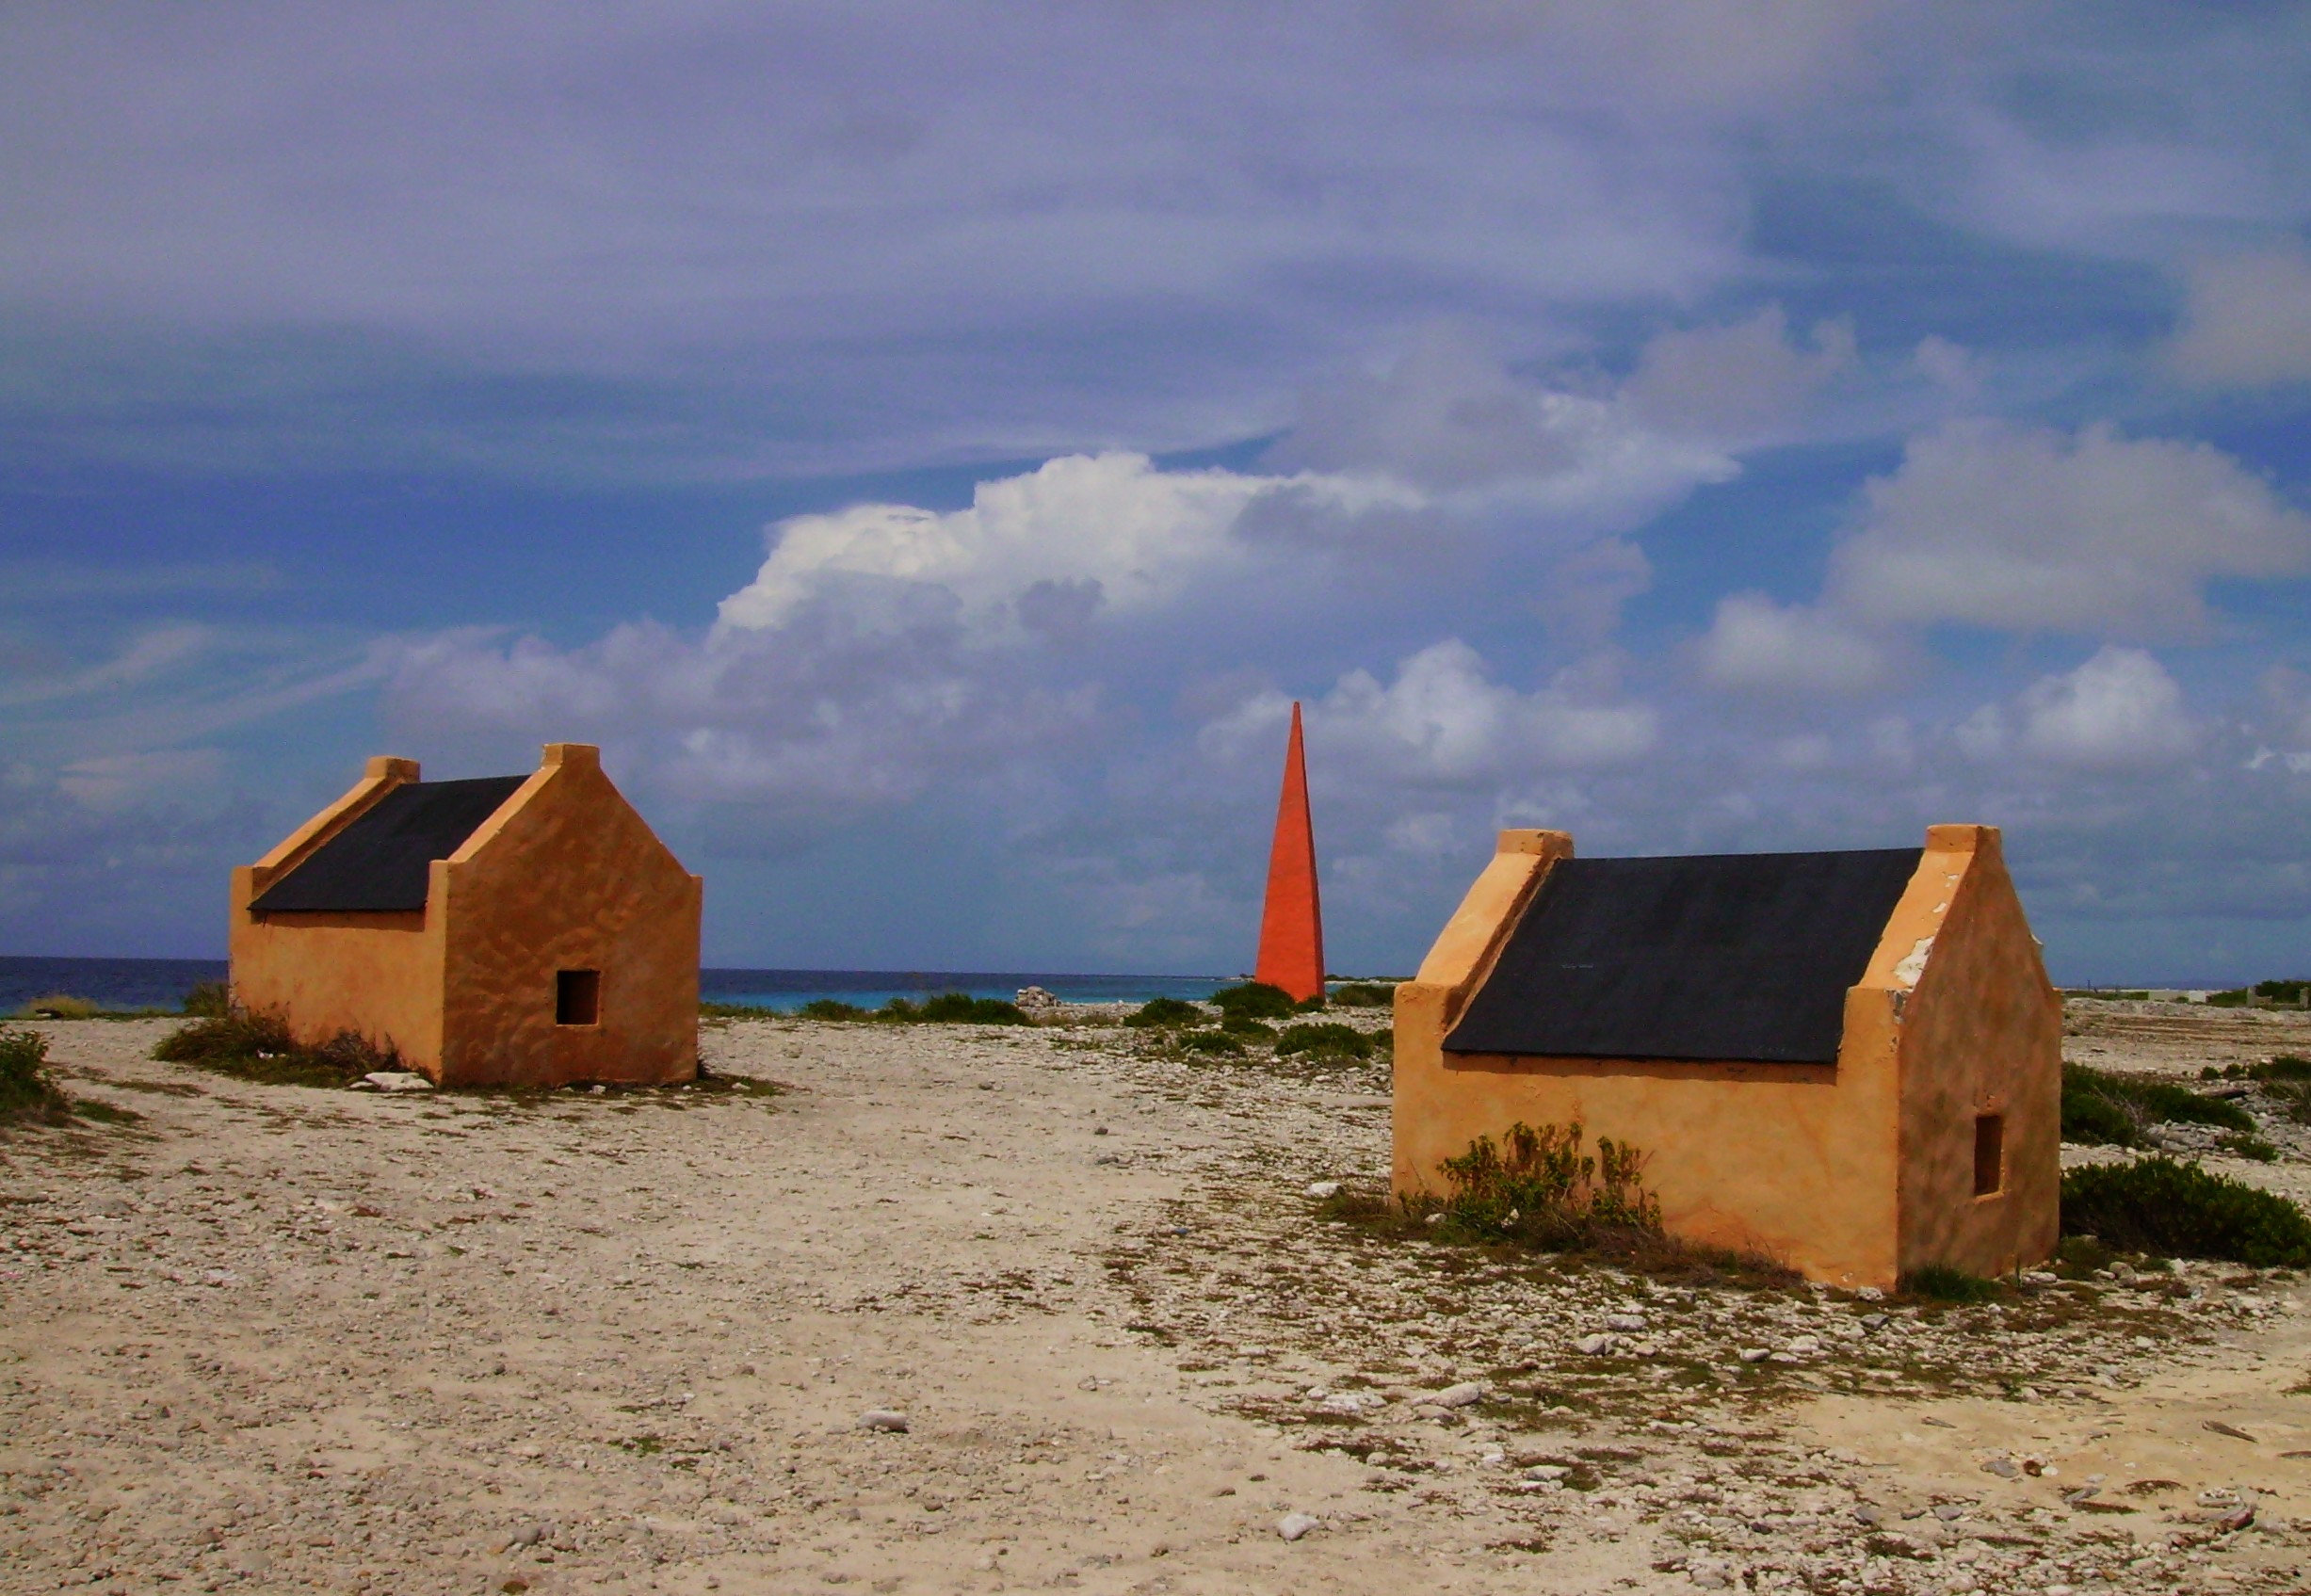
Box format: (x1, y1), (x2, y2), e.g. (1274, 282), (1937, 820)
(557, 969), (601, 1026)
(1973, 1113), (2004, 1198)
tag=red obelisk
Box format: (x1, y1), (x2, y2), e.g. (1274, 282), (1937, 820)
(1253, 701), (1325, 1003)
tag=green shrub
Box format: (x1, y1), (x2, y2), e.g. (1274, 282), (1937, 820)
(153, 1011), (391, 1088)
(1211, 982), (1297, 1021)
(700, 1000), (778, 1018)
(182, 980), (231, 1018)
(1901, 1266), (2003, 1304)
(914, 992), (1030, 1025)
(2061, 1064), (2141, 1146)
(1424, 1120), (1662, 1247)
(2054, 1233), (2114, 1275)
(1328, 982), (1393, 1008)
(2061, 1156), (2311, 1267)
(1125, 997), (1204, 1029)
(851, 993), (1029, 1025)
(2263, 1055), (2311, 1080)
(2254, 978), (2308, 1004)
(2061, 1062), (2254, 1146)
(2206, 990), (2251, 1008)
(2218, 1134), (2281, 1163)
(16, 992), (99, 1020)
(0, 1026), (71, 1123)
(2266, 1080), (2311, 1126)
(1273, 1021), (1373, 1060)
(1219, 1014), (1277, 1040)
(1177, 1030), (1246, 1056)
(798, 998), (867, 1021)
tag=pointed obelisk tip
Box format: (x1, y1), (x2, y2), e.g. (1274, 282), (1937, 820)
(1253, 700), (1325, 1004)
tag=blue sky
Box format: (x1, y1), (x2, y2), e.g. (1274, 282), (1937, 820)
(4, 2), (2310, 982)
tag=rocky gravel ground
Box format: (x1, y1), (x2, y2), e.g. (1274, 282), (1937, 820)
(2, 1001), (2307, 1595)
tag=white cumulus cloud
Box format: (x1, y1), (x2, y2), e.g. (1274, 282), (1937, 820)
(715, 452), (1408, 637)
(2171, 246), (2311, 388)
(1204, 639), (1656, 786)
(2012, 646), (2196, 771)
(1829, 420), (2311, 638)
(1696, 591), (1890, 696)
(1623, 305), (1856, 445)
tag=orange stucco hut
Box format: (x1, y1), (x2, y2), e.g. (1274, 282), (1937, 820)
(1394, 824), (2060, 1289)
(230, 744), (701, 1088)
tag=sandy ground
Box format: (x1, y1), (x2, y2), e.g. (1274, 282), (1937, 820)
(3, 1003), (2309, 1595)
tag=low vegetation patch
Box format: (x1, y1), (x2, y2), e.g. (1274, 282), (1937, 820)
(2061, 1156), (2311, 1268)
(153, 1010), (396, 1088)
(16, 992), (101, 1020)
(2202, 1056), (2311, 1126)
(0, 1025), (141, 1127)
(1176, 1030), (1246, 1056)
(1, 1026), (73, 1124)
(1428, 1121), (1663, 1243)
(2205, 1055), (2311, 1082)
(2206, 979), (2309, 1008)
(2061, 1062), (2254, 1146)
(1899, 1265), (2004, 1304)
(1273, 1021), (1373, 1060)
(11, 991), (184, 1021)
(1125, 997), (1205, 1028)
(888, 992), (1029, 1024)
(182, 980), (231, 1017)
(699, 1000), (779, 1019)
(1327, 981), (1394, 1008)
(792, 992), (1029, 1025)
(1211, 981), (1309, 1020)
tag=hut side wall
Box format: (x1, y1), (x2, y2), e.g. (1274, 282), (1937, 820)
(229, 758), (451, 1072)
(435, 744), (700, 1088)
(1892, 827), (2061, 1279)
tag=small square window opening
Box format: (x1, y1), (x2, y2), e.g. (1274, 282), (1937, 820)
(1972, 1113), (2004, 1198)
(556, 969), (601, 1026)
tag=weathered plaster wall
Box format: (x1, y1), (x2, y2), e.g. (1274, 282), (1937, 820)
(230, 756), (451, 1072)
(436, 744), (700, 1088)
(1393, 825), (2053, 1289)
(1890, 827), (2061, 1278)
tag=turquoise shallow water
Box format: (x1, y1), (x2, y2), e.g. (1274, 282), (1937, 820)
(0, 956), (1226, 1015)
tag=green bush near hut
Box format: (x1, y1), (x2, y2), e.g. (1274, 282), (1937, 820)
(2061, 1062), (2254, 1147)
(1273, 1021), (1373, 1060)
(2060, 1156), (2311, 1268)
(1124, 997), (1205, 1029)
(1210, 981), (1300, 1021)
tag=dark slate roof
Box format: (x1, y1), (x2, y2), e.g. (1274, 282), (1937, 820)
(1444, 846), (1924, 1065)
(250, 776), (527, 914)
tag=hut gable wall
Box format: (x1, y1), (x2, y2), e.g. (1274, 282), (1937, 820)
(1889, 827), (2061, 1279)
(229, 756), (447, 1070)
(434, 744), (700, 1088)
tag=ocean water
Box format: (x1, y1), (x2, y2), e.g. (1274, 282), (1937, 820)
(0, 957), (229, 1013)
(0, 955), (1226, 1016)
